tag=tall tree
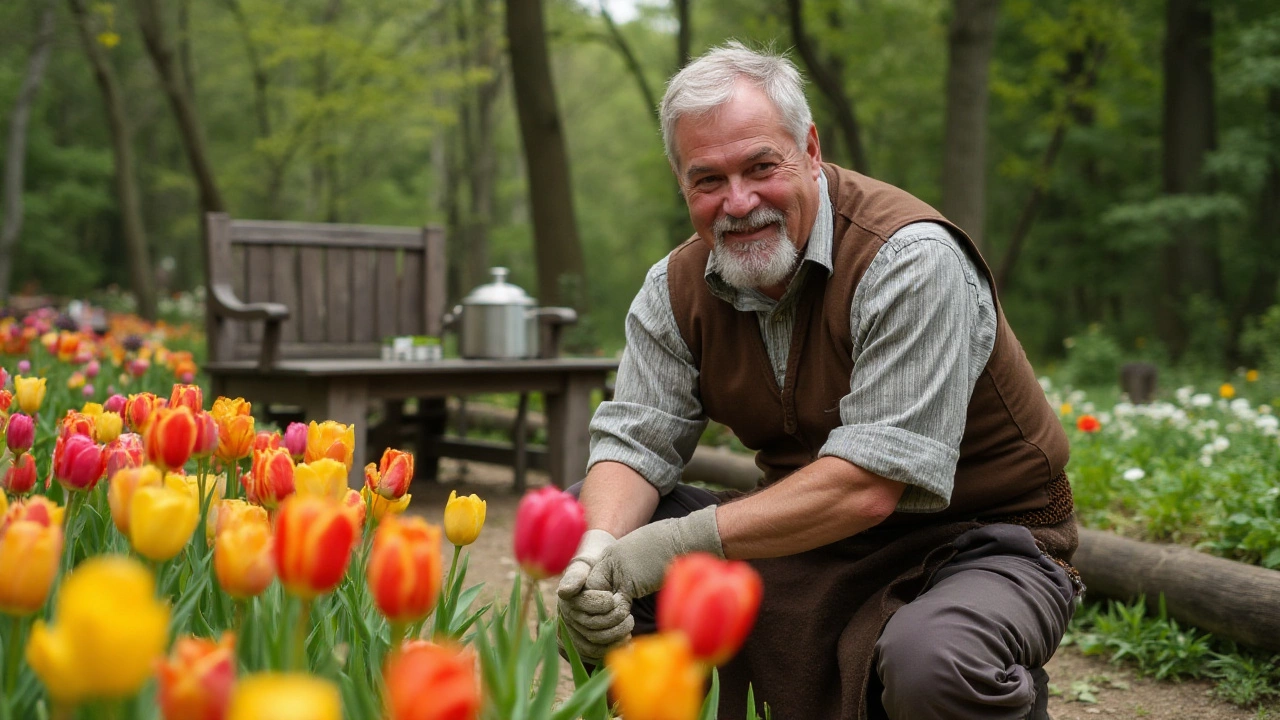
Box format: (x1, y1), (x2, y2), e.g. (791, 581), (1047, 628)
(0, 0), (57, 305)
(1158, 0), (1219, 356)
(67, 0), (158, 319)
(786, 0), (869, 174)
(941, 0), (1000, 249)
(133, 0), (226, 215)
(461, 0), (503, 290)
(505, 0), (587, 309)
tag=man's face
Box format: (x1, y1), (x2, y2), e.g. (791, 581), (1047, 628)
(672, 82), (822, 292)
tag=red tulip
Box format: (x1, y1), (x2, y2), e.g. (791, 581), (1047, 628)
(657, 552), (762, 666)
(365, 448), (414, 500)
(512, 487), (586, 580)
(124, 392), (161, 434)
(383, 642), (480, 720)
(145, 407), (198, 471)
(191, 410), (219, 460)
(6, 413), (33, 453)
(3, 453), (37, 495)
(342, 488), (366, 527)
(169, 384), (204, 413)
(53, 433), (106, 492)
(156, 634), (236, 720)
(274, 495), (358, 599)
(252, 431), (282, 453)
(245, 448), (295, 509)
(104, 433), (146, 481)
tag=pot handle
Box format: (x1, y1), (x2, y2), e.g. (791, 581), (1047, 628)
(442, 305), (463, 332)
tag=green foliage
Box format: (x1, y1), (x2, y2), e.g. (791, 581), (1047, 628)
(1061, 325), (1124, 388)
(1241, 302), (1280, 373)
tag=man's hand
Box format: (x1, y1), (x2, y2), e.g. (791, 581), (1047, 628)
(557, 529), (634, 661)
(585, 506), (723, 601)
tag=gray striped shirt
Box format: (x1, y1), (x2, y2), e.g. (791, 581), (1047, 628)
(588, 174), (997, 512)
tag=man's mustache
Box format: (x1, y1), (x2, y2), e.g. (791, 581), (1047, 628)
(714, 207), (787, 238)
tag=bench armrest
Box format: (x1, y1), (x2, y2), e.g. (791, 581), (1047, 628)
(209, 283), (291, 370)
(535, 307), (577, 358)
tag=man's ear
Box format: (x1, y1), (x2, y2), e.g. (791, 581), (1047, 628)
(805, 124), (822, 179)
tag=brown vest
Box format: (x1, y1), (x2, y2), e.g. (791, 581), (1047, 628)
(667, 163), (1070, 525)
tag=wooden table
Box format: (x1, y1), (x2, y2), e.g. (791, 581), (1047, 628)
(208, 357), (618, 489)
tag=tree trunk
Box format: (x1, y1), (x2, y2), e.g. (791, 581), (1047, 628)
(0, 0), (57, 305)
(941, 0), (1000, 250)
(600, 5), (659, 123)
(675, 0), (691, 69)
(133, 0), (226, 215)
(786, 0), (869, 174)
(220, 0), (271, 140)
(505, 0), (587, 310)
(68, 0), (158, 319)
(1157, 0), (1218, 357)
(465, 0), (501, 291)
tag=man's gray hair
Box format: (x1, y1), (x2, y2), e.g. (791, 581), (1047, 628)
(659, 41), (812, 168)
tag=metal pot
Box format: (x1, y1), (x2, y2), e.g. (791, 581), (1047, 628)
(452, 267), (540, 359)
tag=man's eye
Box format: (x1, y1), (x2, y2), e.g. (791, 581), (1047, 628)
(752, 162), (775, 173)
(695, 176), (721, 187)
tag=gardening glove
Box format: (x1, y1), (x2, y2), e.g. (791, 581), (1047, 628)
(584, 506), (723, 602)
(557, 529), (635, 661)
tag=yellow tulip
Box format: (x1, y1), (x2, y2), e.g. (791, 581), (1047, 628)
(130, 485), (199, 561)
(227, 673), (342, 720)
(443, 490), (486, 546)
(0, 519), (62, 615)
(94, 412), (124, 444)
(215, 517), (275, 599)
(0, 492), (6, 521)
(361, 485), (410, 521)
(108, 465), (164, 536)
(14, 376), (47, 414)
(605, 633), (705, 720)
(165, 471), (226, 506)
(208, 498), (269, 547)
(26, 556), (170, 703)
(294, 459), (349, 501)
(304, 421), (355, 470)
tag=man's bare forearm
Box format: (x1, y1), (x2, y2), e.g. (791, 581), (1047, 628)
(716, 456), (905, 560)
(579, 461), (661, 538)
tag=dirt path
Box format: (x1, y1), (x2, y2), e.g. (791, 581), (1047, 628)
(409, 461), (1271, 719)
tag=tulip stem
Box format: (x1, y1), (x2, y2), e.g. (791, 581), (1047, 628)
(388, 621), (407, 648)
(293, 599), (312, 671)
(4, 616), (21, 701)
(60, 490), (84, 574)
(196, 458), (209, 559)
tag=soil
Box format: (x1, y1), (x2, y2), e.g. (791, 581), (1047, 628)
(408, 460), (1276, 720)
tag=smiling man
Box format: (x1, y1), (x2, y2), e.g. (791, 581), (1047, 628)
(557, 43), (1079, 720)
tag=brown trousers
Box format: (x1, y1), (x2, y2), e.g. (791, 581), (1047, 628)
(570, 483), (1074, 720)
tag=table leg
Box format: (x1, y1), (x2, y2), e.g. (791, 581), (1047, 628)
(545, 374), (595, 490)
(309, 378), (370, 489)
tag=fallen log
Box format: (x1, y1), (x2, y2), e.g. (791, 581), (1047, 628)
(1073, 527), (1280, 652)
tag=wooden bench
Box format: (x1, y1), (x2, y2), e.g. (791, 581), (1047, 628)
(202, 212), (617, 489)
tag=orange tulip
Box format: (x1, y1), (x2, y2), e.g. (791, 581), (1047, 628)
(210, 397), (252, 423)
(304, 421), (355, 470)
(60, 410), (96, 441)
(606, 634), (704, 720)
(146, 406), (198, 471)
(367, 517), (442, 623)
(246, 448), (296, 509)
(2, 496), (64, 531)
(383, 642), (480, 720)
(208, 499), (269, 546)
(274, 495), (358, 599)
(169, 384), (204, 413)
(214, 413), (255, 465)
(156, 634), (236, 720)
(252, 431), (282, 453)
(124, 392), (161, 434)
(0, 519), (62, 615)
(361, 485), (411, 522)
(108, 465), (164, 536)
(657, 553), (763, 666)
(342, 488), (366, 527)
(215, 519), (275, 599)
(365, 448), (414, 500)
(192, 410), (219, 460)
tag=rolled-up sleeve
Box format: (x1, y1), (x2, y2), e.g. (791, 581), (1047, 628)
(588, 258), (707, 495)
(819, 224), (995, 512)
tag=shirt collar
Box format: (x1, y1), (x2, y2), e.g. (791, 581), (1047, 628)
(704, 171), (834, 311)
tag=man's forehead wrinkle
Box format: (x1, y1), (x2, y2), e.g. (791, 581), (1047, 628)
(681, 134), (789, 179)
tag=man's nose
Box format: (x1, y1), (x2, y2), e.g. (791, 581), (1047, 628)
(722, 177), (759, 218)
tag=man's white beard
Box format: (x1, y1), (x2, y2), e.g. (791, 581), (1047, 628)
(709, 206), (799, 290)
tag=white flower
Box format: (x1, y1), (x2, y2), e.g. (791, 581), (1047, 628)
(1260, 405), (1273, 416)
(1213, 436), (1230, 452)
(1256, 416), (1279, 433)
(1230, 398), (1251, 413)
(1176, 386), (1195, 405)
(1082, 402), (1096, 414)
(1199, 455), (1214, 467)
(1191, 394), (1213, 408)
(1114, 402), (1135, 417)
(1123, 468), (1146, 482)
(1038, 376), (1053, 392)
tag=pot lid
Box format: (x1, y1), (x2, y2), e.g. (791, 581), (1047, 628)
(461, 267), (535, 306)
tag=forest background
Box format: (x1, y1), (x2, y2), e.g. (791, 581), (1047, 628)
(2, 0), (1279, 381)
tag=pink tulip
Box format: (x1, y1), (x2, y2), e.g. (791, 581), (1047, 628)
(513, 487), (586, 580)
(86, 360), (100, 378)
(17, 360), (29, 374)
(0, 367), (8, 388)
(53, 433), (106, 491)
(283, 422), (307, 461)
(6, 413), (34, 453)
(105, 433), (145, 480)
(104, 394), (127, 415)
(191, 410), (219, 459)
(82, 384), (95, 398)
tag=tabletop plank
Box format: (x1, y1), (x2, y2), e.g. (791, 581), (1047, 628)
(206, 357), (619, 377)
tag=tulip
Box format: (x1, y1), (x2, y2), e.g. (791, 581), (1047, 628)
(215, 517), (275, 599)
(253, 430), (282, 452)
(3, 453), (37, 495)
(246, 448), (296, 509)
(157, 634), (237, 720)
(0, 367), (8, 388)
(215, 413), (255, 466)
(226, 673), (341, 720)
(130, 484), (200, 561)
(60, 410), (96, 440)
(85, 359), (99, 377)
(383, 642), (480, 720)
(360, 485), (411, 522)
(605, 634), (704, 720)
(104, 393), (127, 415)
(82, 384), (95, 398)
(166, 471), (225, 507)
(367, 517), (442, 623)
(2, 496), (64, 530)
(146, 406), (198, 471)
(108, 465), (164, 535)
(304, 420), (355, 470)
(342, 488), (366, 527)
(657, 553), (763, 666)
(365, 448), (414, 500)
(274, 495), (358, 599)
(209, 499), (269, 544)
(0, 519), (62, 615)
(513, 487), (586, 580)
(26, 556), (170, 704)
(124, 392), (161, 433)
(284, 422), (307, 461)
(211, 396), (252, 422)
(1076, 414), (1101, 433)
(6, 412), (33, 453)
(191, 410), (219, 459)
(0, 389), (11, 413)
(67, 372), (85, 390)
(95, 411), (124, 444)
(104, 432), (146, 480)
(170, 383), (204, 413)
(443, 490), (486, 547)
(16, 360), (29, 374)
(14, 375), (46, 414)
(128, 358), (150, 378)
(294, 458), (349, 501)
(53, 433), (106, 492)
